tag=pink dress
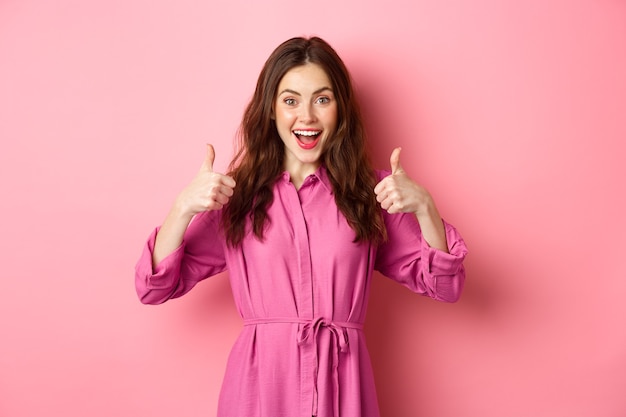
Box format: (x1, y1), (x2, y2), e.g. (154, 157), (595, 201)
(135, 166), (468, 417)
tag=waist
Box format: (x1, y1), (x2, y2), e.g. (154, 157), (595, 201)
(243, 317), (364, 330)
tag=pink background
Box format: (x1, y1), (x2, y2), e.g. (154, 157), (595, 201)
(1, 0), (625, 416)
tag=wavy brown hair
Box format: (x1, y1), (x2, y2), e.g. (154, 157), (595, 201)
(222, 36), (386, 246)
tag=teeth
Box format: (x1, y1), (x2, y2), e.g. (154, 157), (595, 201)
(293, 130), (320, 137)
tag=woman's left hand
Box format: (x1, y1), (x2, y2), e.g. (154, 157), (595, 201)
(374, 147), (433, 215)
(374, 147), (449, 252)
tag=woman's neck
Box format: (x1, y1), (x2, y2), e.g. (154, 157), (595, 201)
(285, 161), (320, 190)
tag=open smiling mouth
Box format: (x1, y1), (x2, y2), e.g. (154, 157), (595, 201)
(293, 130), (321, 150)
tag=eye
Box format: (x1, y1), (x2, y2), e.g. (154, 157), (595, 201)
(283, 98), (297, 106)
(316, 96), (331, 104)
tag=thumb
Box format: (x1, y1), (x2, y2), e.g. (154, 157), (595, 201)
(390, 147), (403, 174)
(202, 143), (215, 172)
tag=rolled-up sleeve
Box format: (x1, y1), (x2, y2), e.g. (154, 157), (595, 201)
(134, 210), (227, 305)
(375, 212), (468, 303)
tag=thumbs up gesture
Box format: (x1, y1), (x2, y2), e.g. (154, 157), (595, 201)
(374, 147), (433, 215)
(175, 144), (237, 216)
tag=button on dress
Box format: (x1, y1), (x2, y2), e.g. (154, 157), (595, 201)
(135, 166), (468, 417)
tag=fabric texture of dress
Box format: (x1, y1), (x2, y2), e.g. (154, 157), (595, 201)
(135, 166), (468, 417)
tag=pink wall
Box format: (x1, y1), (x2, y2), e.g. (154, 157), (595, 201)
(1, 0), (625, 416)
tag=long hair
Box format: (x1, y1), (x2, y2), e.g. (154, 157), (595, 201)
(222, 36), (386, 246)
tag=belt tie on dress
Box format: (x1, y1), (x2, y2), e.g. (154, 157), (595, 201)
(243, 317), (363, 417)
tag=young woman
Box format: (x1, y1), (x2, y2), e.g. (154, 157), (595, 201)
(135, 36), (467, 417)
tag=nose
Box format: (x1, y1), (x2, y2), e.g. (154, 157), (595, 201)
(300, 102), (317, 123)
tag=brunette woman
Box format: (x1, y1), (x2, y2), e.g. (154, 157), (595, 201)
(135, 36), (467, 417)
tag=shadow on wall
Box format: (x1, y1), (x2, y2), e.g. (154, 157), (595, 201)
(364, 249), (506, 416)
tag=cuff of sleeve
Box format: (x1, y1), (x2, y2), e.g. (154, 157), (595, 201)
(136, 227), (185, 290)
(423, 220), (468, 276)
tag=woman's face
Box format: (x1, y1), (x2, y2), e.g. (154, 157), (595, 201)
(274, 63), (338, 177)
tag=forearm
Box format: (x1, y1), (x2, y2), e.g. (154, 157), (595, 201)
(415, 201), (449, 253)
(152, 204), (195, 269)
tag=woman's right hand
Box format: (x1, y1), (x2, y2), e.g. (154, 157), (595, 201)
(174, 144), (236, 217)
(152, 144), (236, 268)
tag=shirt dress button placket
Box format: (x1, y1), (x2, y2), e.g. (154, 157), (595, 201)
(284, 179), (318, 416)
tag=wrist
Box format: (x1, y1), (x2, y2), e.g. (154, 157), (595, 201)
(171, 199), (196, 222)
(414, 198), (438, 220)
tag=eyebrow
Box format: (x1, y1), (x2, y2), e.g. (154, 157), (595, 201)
(278, 86), (333, 96)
